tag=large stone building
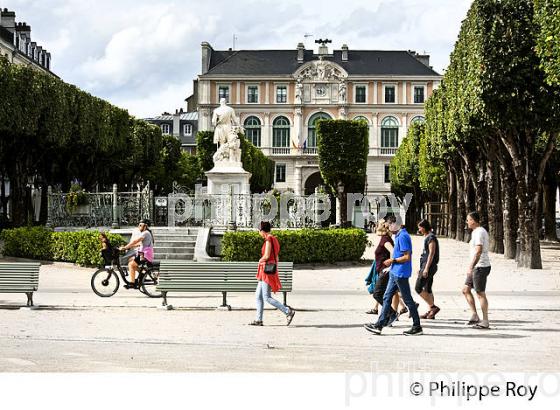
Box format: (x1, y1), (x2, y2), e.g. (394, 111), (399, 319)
(0, 7), (53, 75)
(196, 40), (441, 195)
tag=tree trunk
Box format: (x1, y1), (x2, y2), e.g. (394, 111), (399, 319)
(543, 165), (558, 241)
(0, 174), (8, 225)
(501, 165), (518, 259)
(455, 172), (465, 242)
(461, 165), (473, 243)
(448, 169), (457, 239)
(487, 161), (504, 254)
(516, 185), (542, 269)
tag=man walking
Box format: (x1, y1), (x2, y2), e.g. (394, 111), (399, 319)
(462, 212), (491, 329)
(365, 215), (423, 336)
(415, 219), (440, 319)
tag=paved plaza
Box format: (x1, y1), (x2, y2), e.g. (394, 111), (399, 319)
(1, 235), (559, 372)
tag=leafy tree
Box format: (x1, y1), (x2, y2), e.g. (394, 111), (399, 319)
(317, 119), (368, 225)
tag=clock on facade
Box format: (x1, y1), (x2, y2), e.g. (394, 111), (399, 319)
(315, 85), (326, 96)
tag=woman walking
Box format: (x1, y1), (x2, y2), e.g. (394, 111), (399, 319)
(250, 221), (295, 326)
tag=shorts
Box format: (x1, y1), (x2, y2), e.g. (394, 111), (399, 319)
(465, 266), (491, 292)
(415, 267), (437, 294)
(134, 253), (146, 265)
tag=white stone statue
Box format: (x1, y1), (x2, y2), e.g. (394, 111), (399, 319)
(295, 79), (303, 104)
(339, 81), (347, 103)
(212, 98), (243, 166)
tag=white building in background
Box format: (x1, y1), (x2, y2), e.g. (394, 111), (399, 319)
(195, 40), (441, 196)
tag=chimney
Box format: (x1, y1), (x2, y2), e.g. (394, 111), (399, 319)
(410, 50), (431, 68)
(15, 22), (31, 37)
(173, 109), (181, 137)
(0, 8), (16, 33)
(318, 43), (328, 56)
(341, 44), (348, 61)
(297, 42), (305, 63)
(201, 41), (213, 75)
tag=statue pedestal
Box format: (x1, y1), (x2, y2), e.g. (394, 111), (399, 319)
(205, 163), (251, 195)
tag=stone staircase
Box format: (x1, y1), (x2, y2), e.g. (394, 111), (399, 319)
(151, 227), (198, 261)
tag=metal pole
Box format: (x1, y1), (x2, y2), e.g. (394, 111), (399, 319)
(112, 183), (119, 229)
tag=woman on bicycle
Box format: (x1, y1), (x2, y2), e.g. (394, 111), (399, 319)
(120, 219), (155, 289)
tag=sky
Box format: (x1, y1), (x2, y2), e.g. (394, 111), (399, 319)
(3, 0), (473, 118)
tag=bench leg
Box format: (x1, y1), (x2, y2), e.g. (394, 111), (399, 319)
(162, 291), (168, 307)
(26, 292), (34, 307)
(283, 292), (287, 306)
(219, 291), (231, 311)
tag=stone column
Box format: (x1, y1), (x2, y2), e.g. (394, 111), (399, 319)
(294, 166), (302, 196)
(262, 112), (271, 152)
(294, 107), (303, 150)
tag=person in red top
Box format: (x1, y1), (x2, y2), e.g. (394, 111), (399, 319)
(249, 221), (296, 326)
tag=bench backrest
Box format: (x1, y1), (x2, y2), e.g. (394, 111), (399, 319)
(158, 261), (293, 292)
(0, 262), (41, 292)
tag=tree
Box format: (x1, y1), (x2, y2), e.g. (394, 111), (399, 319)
(317, 119), (368, 225)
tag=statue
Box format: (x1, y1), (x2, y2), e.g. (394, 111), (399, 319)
(295, 79), (303, 104)
(211, 98), (243, 166)
(339, 81), (347, 103)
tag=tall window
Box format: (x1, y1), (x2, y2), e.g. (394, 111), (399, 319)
(218, 86), (230, 103)
(183, 124), (193, 136)
(161, 124), (170, 135)
(273, 116), (290, 147)
(247, 86), (258, 103)
(384, 164), (391, 183)
(385, 86), (396, 103)
(355, 86), (366, 103)
(276, 86), (287, 103)
(244, 116), (261, 147)
(414, 86), (425, 104)
(307, 113), (332, 148)
(381, 116), (399, 148)
(275, 164), (287, 183)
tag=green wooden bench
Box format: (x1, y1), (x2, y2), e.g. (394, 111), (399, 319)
(0, 262), (41, 307)
(157, 261), (293, 310)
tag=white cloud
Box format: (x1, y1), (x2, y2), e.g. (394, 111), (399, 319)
(2, 0), (473, 117)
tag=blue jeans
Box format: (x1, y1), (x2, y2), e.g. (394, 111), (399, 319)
(376, 272), (421, 328)
(256, 280), (289, 321)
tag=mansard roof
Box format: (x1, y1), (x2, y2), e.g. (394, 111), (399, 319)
(204, 49), (440, 77)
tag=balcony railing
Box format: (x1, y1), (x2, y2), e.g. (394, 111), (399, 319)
(257, 146), (398, 157)
(369, 147), (398, 156)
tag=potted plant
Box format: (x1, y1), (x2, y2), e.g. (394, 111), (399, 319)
(66, 183), (90, 214)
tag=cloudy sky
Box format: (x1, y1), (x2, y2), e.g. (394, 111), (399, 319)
(4, 0), (472, 118)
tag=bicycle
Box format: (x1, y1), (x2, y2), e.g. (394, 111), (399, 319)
(91, 248), (162, 298)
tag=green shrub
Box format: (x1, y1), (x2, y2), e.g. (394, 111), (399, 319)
(221, 228), (367, 263)
(1, 227), (125, 266)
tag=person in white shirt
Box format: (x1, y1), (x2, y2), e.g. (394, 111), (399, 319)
(462, 211), (491, 329)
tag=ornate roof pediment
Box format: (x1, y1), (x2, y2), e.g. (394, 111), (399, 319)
(293, 59), (348, 82)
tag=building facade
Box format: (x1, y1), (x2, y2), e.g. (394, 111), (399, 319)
(196, 41), (441, 195)
(144, 109), (198, 154)
(0, 7), (53, 75)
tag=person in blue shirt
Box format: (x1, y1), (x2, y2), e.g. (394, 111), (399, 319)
(365, 214), (423, 336)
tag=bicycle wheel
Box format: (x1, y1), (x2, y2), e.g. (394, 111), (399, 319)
(91, 268), (120, 297)
(140, 268), (162, 298)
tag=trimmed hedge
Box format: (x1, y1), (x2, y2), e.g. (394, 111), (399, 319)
(221, 228), (368, 264)
(0, 227), (125, 266)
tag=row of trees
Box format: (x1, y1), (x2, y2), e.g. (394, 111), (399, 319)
(391, 0), (560, 268)
(0, 57), (200, 227)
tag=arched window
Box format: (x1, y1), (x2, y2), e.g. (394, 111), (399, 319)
(411, 116), (425, 125)
(244, 116), (261, 147)
(353, 116), (369, 125)
(273, 116), (290, 147)
(381, 116), (399, 148)
(307, 112), (332, 148)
